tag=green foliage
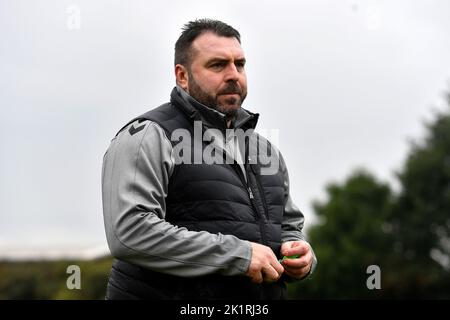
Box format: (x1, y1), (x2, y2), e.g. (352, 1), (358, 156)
(0, 257), (112, 300)
(387, 102), (450, 297)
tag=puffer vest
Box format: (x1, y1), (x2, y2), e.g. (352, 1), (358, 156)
(107, 88), (287, 300)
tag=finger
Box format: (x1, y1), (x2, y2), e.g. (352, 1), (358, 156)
(280, 241), (297, 256)
(285, 264), (311, 279)
(271, 259), (285, 276)
(284, 241), (309, 257)
(251, 271), (264, 284)
(296, 264), (312, 278)
(262, 265), (282, 283)
(282, 255), (310, 269)
(301, 264), (312, 275)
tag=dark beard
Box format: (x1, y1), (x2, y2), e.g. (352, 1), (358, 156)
(188, 73), (246, 119)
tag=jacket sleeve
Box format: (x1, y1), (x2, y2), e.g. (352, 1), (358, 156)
(101, 120), (251, 277)
(279, 152), (317, 277)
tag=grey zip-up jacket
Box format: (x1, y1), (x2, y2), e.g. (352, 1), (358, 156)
(102, 87), (316, 278)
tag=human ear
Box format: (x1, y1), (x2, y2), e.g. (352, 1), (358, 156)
(175, 64), (189, 91)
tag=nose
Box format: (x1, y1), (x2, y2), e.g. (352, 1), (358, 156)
(224, 63), (240, 82)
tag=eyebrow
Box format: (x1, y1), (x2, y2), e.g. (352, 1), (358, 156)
(206, 57), (246, 65)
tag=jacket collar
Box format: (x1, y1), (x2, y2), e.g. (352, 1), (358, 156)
(170, 86), (259, 131)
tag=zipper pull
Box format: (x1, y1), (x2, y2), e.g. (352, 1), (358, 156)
(248, 187), (254, 199)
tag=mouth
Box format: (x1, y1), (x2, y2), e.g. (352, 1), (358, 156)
(220, 93), (240, 97)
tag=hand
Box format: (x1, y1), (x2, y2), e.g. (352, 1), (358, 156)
(245, 242), (284, 284)
(280, 240), (314, 280)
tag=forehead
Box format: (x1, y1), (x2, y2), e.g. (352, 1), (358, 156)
(191, 32), (245, 62)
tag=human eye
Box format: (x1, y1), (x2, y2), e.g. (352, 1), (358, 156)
(209, 62), (224, 70)
(235, 60), (246, 71)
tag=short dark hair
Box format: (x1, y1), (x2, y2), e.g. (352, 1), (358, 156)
(174, 19), (241, 68)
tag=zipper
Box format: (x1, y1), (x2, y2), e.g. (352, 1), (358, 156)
(247, 186), (254, 199)
(231, 163), (257, 211)
(230, 162), (269, 246)
(230, 162), (251, 198)
(252, 167), (270, 220)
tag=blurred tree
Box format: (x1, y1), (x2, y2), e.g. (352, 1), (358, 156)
(288, 170), (394, 299)
(387, 95), (450, 298)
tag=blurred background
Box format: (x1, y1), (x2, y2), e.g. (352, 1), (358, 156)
(1, 0), (449, 299)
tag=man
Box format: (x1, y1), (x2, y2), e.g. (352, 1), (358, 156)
(102, 19), (316, 300)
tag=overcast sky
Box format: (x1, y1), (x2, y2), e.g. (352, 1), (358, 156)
(1, 0), (450, 253)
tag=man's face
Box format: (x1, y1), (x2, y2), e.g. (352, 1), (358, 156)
(183, 32), (248, 117)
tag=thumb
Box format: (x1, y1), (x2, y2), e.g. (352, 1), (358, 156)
(281, 242), (294, 256)
(282, 241), (309, 256)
